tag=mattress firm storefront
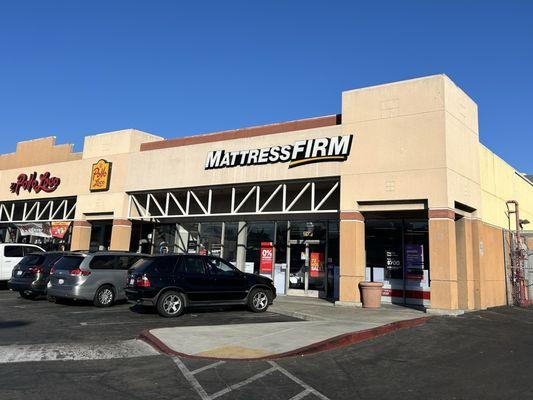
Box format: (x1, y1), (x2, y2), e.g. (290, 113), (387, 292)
(128, 178), (342, 299)
(0, 75), (531, 312)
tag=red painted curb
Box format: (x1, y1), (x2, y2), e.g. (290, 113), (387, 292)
(139, 316), (431, 361)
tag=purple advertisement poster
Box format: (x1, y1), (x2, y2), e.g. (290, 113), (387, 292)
(405, 244), (424, 280)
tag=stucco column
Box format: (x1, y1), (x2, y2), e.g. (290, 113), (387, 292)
(338, 211), (365, 305)
(70, 220), (91, 251)
(428, 209), (459, 311)
(236, 221), (248, 271)
(109, 219), (132, 251)
(456, 217), (475, 310)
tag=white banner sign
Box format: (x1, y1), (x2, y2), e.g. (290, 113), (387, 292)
(15, 222), (52, 238)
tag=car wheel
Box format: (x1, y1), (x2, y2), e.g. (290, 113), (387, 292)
(157, 291), (185, 318)
(19, 290), (38, 300)
(248, 288), (271, 313)
(93, 285), (115, 307)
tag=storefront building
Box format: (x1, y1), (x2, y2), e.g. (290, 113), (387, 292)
(0, 75), (531, 312)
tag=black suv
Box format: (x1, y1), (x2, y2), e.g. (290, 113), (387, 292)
(8, 252), (66, 299)
(125, 254), (276, 317)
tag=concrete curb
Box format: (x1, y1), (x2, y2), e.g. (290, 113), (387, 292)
(139, 316), (431, 361)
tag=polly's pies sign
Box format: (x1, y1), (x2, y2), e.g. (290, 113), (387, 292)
(205, 134), (353, 170)
(10, 171), (61, 195)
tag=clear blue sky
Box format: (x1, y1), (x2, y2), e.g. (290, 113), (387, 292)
(0, 1), (531, 171)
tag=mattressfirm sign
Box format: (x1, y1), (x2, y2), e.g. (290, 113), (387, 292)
(205, 134), (353, 170)
(10, 172), (60, 195)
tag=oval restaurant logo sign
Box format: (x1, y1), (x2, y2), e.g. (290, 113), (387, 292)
(89, 159), (112, 192)
(205, 134), (353, 170)
(10, 172), (60, 195)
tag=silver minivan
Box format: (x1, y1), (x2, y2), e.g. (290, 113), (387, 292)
(47, 252), (145, 307)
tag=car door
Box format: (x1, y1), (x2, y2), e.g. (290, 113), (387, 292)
(2, 245), (25, 280)
(180, 256), (212, 302)
(205, 257), (248, 301)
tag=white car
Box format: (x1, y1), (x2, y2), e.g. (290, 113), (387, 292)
(0, 244), (45, 281)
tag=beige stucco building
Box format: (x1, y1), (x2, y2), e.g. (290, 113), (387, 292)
(0, 74), (531, 312)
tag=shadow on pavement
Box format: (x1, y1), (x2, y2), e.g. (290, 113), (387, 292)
(0, 320), (30, 329)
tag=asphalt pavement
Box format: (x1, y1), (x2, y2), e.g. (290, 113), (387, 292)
(0, 288), (299, 346)
(1, 287), (533, 399)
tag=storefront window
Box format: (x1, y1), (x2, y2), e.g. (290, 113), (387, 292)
(222, 222), (238, 262)
(199, 222), (223, 256)
(245, 222), (275, 276)
(365, 216), (430, 306)
(179, 222), (201, 254)
(141, 217), (339, 300)
(365, 220), (403, 282)
(153, 223), (177, 254)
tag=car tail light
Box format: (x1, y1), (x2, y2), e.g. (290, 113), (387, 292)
(136, 274), (151, 287)
(69, 268), (91, 276)
(28, 266), (44, 274)
(50, 266), (56, 274)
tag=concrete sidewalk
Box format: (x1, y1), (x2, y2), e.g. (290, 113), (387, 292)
(142, 296), (429, 360)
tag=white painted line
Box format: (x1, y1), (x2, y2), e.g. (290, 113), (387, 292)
(0, 340), (158, 363)
(269, 361), (330, 400)
(210, 366), (278, 399)
(170, 355), (330, 400)
(171, 356), (210, 400)
(289, 388), (312, 400)
(191, 361), (226, 375)
(68, 309), (129, 314)
(77, 321), (151, 327)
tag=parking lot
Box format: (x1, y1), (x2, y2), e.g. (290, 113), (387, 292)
(2, 286), (533, 400)
(0, 285), (298, 347)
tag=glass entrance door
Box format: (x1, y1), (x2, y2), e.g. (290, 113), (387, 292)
(287, 221), (327, 296)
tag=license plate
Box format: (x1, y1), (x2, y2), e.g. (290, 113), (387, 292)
(58, 279), (64, 285)
(16, 270), (22, 276)
(129, 278), (135, 285)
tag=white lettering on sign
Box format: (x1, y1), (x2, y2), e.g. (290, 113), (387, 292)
(205, 135), (353, 170)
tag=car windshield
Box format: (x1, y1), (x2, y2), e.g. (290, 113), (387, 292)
(53, 256), (84, 270)
(19, 254), (45, 267)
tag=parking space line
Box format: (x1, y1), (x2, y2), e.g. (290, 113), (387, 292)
(191, 361), (226, 375)
(289, 389), (312, 400)
(171, 355), (330, 400)
(210, 366), (277, 399)
(268, 361), (330, 400)
(78, 321), (150, 326)
(171, 356), (210, 400)
(68, 309), (130, 314)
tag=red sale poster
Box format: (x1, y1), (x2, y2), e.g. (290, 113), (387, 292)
(259, 242), (273, 274)
(310, 252), (324, 277)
